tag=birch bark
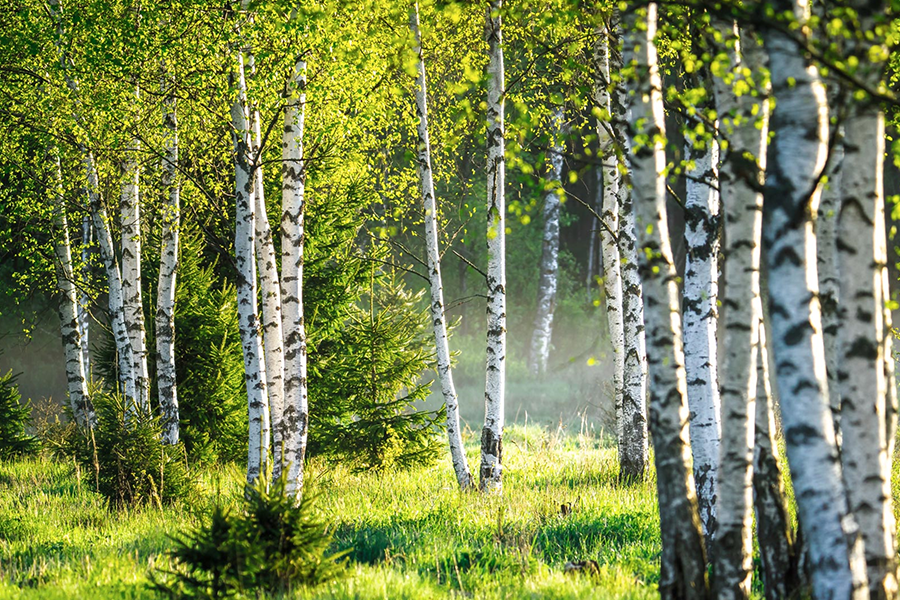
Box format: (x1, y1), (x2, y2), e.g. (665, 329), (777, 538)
(281, 54), (309, 497)
(79, 215), (91, 378)
(529, 106), (563, 376)
(51, 151), (93, 428)
(157, 75), (180, 445)
(623, 5), (708, 597)
(682, 71), (721, 543)
(837, 5), (897, 590)
(410, 4), (472, 490)
(480, 0), (506, 493)
(709, 26), (766, 599)
(231, 50), (270, 484)
(760, 3), (868, 595)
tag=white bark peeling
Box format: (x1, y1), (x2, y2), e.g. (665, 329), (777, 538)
(529, 106), (564, 376)
(51, 151), (93, 428)
(761, 8), (868, 596)
(480, 0), (506, 494)
(157, 77), (180, 445)
(231, 52), (270, 484)
(410, 4), (472, 490)
(623, 5), (707, 597)
(281, 55), (309, 498)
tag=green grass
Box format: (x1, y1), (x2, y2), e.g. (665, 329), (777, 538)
(0, 427), (659, 599)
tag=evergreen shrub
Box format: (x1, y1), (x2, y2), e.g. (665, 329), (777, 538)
(0, 367), (39, 460)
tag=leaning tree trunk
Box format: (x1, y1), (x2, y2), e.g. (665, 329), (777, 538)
(623, 5), (708, 598)
(51, 150), (93, 428)
(837, 5), (898, 590)
(157, 74), (180, 445)
(754, 298), (802, 600)
(594, 26), (626, 478)
(760, 4), (868, 596)
(610, 13), (649, 481)
(529, 106), (564, 376)
(410, 3), (472, 490)
(79, 214), (91, 378)
(281, 54), (309, 497)
(119, 87), (149, 410)
(709, 25), (767, 599)
(231, 51), (270, 485)
(480, 0), (506, 494)
(682, 68), (721, 544)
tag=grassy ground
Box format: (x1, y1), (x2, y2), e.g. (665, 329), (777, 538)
(0, 427), (659, 599)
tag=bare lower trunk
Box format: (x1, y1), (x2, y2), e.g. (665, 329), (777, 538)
(51, 151), (93, 427)
(754, 302), (802, 600)
(682, 90), (720, 543)
(760, 6), (868, 596)
(231, 51), (269, 484)
(709, 26), (766, 599)
(529, 106), (564, 376)
(623, 5), (708, 597)
(410, 4), (472, 490)
(157, 77), (180, 445)
(79, 214), (92, 378)
(480, 0), (506, 493)
(281, 55), (309, 497)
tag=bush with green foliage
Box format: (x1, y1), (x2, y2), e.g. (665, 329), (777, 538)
(153, 475), (345, 599)
(72, 392), (192, 507)
(0, 367), (39, 460)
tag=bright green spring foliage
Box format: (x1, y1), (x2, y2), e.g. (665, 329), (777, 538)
(0, 366), (40, 460)
(152, 474), (346, 600)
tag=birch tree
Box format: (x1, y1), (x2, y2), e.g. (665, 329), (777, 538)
(836, 4), (897, 594)
(760, 3), (868, 595)
(480, 0), (506, 493)
(709, 25), (766, 598)
(410, 3), (472, 490)
(529, 106), (564, 376)
(157, 72), (180, 445)
(79, 215), (91, 378)
(281, 49), (309, 497)
(51, 150), (93, 428)
(623, 5), (708, 596)
(682, 66), (720, 542)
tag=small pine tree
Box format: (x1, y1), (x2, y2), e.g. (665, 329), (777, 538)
(0, 367), (39, 460)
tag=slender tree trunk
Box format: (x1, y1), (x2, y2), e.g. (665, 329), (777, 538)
(157, 74), (180, 445)
(231, 51), (270, 484)
(595, 26), (626, 479)
(410, 4), (472, 490)
(682, 72), (721, 544)
(480, 0), (506, 493)
(611, 14), (649, 481)
(119, 87), (149, 410)
(79, 214), (91, 379)
(760, 5), (868, 596)
(754, 298), (802, 600)
(586, 166), (601, 305)
(709, 26), (767, 599)
(529, 106), (564, 376)
(623, 5), (708, 597)
(51, 151), (93, 428)
(281, 54), (309, 497)
(838, 10), (897, 589)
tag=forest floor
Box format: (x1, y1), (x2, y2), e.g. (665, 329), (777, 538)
(0, 427), (663, 599)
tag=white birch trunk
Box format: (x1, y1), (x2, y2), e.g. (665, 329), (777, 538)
(281, 54), (308, 497)
(119, 87), (149, 410)
(51, 151), (93, 428)
(709, 26), (767, 599)
(682, 89), (721, 543)
(410, 4), (473, 490)
(760, 5), (868, 595)
(529, 106), (563, 376)
(838, 61), (898, 597)
(611, 14), (649, 481)
(79, 214), (91, 379)
(157, 75), (180, 445)
(480, 0), (506, 494)
(623, 5), (708, 596)
(231, 51), (269, 484)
